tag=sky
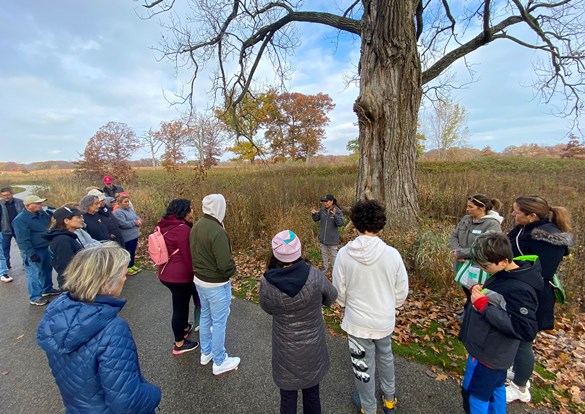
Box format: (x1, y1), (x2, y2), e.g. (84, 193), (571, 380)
(0, 1), (579, 164)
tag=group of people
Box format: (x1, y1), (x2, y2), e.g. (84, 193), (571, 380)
(450, 194), (572, 413)
(0, 176), (143, 306)
(1, 181), (572, 414)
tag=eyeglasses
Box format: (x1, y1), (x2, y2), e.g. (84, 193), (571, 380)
(477, 262), (492, 271)
(467, 196), (485, 207)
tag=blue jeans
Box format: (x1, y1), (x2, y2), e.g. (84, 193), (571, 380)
(196, 282), (232, 365)
(22, 248), (54, 301)
(0, 236), (8, 275)
(2, 233), (13, 268)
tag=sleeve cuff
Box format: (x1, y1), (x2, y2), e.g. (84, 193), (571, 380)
(473, 296), (489, 313)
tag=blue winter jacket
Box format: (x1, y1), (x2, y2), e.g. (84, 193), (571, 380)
(13, 209), (51, 257)
(37, 294), (161, 414)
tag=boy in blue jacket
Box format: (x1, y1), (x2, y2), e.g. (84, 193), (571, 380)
(459, 232), (542, 414)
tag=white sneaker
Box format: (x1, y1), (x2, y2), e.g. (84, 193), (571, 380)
(212, 355), (240, 375)
(506, 368), (515, 381)
(506, 381), (531, 403)
(200, 353), (213, 366)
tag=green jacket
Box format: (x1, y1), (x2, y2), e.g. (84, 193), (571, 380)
(189, 214), (236, 283)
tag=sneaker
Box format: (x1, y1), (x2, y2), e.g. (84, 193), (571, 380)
(42, 288), (61, 297)
(184, 322), (193, 339)
(201, 352), (214, 365)
(127, 267), (137, 276)
(1, 275), (13, 283)
(506, 381), (531, 403)
(212, 355), (240, 375)
(172, 339), (199, 355)
(506, 368), (515, 381)
(30, 298), (49, 306)
(130, 265), (142, 274)
(382, 396), (397, 413)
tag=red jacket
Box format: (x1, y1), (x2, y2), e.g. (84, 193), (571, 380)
(156, 215), (194, 283)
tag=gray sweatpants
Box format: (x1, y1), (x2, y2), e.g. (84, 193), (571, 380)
(348, 334), (396, 414)
(320, 243), (338, 272)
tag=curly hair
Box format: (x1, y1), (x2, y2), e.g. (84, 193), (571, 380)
(350, 199), (387, 234)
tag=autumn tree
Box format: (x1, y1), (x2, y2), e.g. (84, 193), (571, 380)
(264, 92), (334, 162)
(142, 0), (585, 229)
(561, 134), (585, 159)
(155, 120), (190, 170)
(480, 146), (498, 158)
(217, 90), (276, 162)
(76, 121), (138, 182)
(226, 140), (266, 162)
(423, 99), (469, 160)
(186, 111), (228, 168)
(141, 128), (164, 169)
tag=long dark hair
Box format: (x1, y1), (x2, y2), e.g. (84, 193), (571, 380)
(164, 198), (192, 220)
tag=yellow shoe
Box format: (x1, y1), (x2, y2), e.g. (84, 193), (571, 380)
(127, 267), (137, 276)
(382, 396), (397, 413)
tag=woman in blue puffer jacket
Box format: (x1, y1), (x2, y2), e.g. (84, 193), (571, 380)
(37, 242), (161, 414)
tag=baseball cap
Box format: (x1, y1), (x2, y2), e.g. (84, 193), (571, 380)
(320, 194), (334, 202)
(23, 195), (47, 205)
(53, 207), (83, 222)
(103, 175), (113, 184)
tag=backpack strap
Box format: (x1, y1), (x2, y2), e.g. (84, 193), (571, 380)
(160, 223), (186, 274)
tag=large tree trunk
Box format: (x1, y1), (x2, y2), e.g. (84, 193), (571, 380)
(354, 0), (422, 230)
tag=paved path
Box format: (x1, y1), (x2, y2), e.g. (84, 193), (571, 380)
(0, 263), (551, 414)
(0, 190), (550, 413)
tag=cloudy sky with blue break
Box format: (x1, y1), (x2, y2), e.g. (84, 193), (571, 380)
(0, 1), (577, 164)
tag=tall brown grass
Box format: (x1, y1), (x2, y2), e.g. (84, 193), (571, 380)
(3, 157), (583, 310)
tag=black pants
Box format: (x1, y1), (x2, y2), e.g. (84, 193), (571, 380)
(280, 384), (321, 414)
(161, 281), (199, 342)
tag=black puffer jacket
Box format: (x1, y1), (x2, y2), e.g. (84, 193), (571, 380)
(508, 219), (572, 330)
(260, 261), (338, 390)
(459, 259), (542, 370)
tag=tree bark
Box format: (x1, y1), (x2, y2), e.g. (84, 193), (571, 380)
(354, 0), (422, 229)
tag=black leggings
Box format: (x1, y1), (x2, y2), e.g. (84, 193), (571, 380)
(161, 281), (199, 342)
(513, 340), (534, 387)
(280, 384), (321, 414)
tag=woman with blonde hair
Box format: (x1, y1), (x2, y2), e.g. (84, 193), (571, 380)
(506, 196), (573, 404)
(37, 243), (161, 413)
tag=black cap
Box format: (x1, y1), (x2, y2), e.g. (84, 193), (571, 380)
(53, 207), (83, 222)
(320, 194), (334, 202)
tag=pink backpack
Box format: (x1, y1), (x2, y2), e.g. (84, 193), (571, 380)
(148, 225), (180, 272)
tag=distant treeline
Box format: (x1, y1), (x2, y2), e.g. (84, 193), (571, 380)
(0, 159), (156, 172)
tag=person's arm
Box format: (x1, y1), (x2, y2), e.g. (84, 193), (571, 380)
(472, 287), (538, 342)
(50, 239), (77, 275)
(98, 319), (161, 414)
(259, 279), (274, 315)
(320, 271), (338, 306)
(332, 256), (346, 308)
(212, 230), (237, 278)
(13, 218), (36, 258)
(449, 217), (470, 258)
(113, 210), (137, 229)
(311, 209), (321, 222)
(333, 206), (344, 227)
(394, 256), (409, 308)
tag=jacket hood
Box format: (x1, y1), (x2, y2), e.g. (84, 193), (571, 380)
(344, 235), (387, 265)
(37, 294), (125, 354)
(490, 259), (544, 293)
(157, 215), (191, 232)
(264, 260), (310, 297)
(202, 194), (226, 223)
(481, 210), (504, 224)
(531, 226), (574, 248)
(43, 228), (77, 242)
